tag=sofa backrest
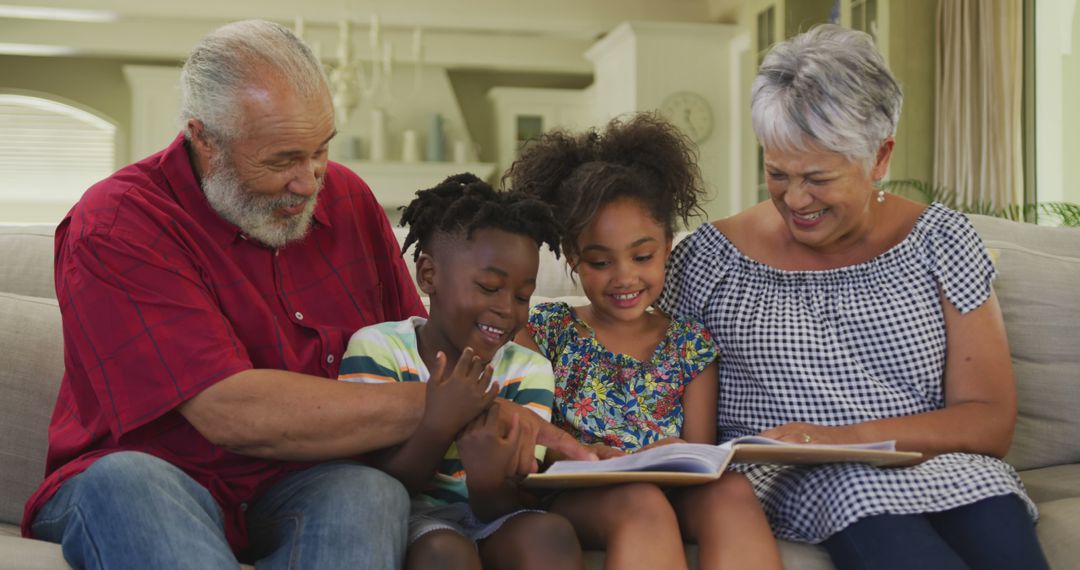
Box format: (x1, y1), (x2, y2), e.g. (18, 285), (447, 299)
(0, 214), (1076, 526)
(0, 292), (62, 525)
(0, 226), (60, 525)
(0, 225), (55, 299)
(968, 215), (1080, 471)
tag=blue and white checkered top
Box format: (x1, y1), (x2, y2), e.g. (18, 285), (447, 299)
(658, 203), (1036, 543)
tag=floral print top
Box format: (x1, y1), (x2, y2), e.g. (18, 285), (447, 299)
(526, 301), (718, 452)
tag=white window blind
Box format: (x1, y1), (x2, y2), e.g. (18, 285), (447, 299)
(0, 94), (116, 204)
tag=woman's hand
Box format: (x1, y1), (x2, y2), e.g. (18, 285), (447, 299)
(759, 422), (855, 445)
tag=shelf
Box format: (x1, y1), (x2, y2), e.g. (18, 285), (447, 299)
(337, 160), (498, 209)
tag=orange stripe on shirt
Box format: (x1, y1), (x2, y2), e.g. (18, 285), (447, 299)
(524, 402), (552, 414)
(338, 373), (397, 383)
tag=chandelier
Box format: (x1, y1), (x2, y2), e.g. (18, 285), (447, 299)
(294, 15), (425, 123)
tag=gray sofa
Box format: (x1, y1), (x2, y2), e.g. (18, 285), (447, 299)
(2, 214), (1078, 569)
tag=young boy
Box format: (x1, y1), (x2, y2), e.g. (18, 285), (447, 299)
(338, 174), (583, 570)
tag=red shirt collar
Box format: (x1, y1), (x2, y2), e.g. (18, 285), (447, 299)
(158, 133), (333, 248)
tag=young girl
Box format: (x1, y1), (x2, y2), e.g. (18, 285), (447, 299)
(508, 115), (782, 570)
(338, 174), (583, 570)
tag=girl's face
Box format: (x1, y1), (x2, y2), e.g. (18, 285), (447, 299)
(571, 198), (672, 324)
(421, 227), (539, 364)
(763, 139), (893, 254)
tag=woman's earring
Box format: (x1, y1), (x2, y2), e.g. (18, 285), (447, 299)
(876, 189), (886, 203)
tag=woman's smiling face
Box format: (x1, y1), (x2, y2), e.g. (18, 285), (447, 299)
(763, 139), (892, 253)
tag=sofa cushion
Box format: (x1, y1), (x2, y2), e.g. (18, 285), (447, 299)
(1034, 497), (1080, 570)
(0, 293), (63, 526)
(0, 226), (55, 299)
(0, 532), (71, 570)
(971, 228), (1080, 471)
(1020, 464), (1080, 504)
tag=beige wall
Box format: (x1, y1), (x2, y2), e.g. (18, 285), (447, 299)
(1063, 4), (1080, 205)
(886, 0), (936, 185)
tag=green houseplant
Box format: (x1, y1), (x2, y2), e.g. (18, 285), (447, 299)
(881, 179), (1080, 227)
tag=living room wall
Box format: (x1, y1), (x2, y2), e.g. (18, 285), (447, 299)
(1061, 3), (1080, 205)
(0, 54), (136, 170)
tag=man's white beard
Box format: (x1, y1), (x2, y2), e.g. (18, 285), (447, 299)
(201, 154), (322, 248)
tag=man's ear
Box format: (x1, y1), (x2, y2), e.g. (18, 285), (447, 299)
(415, 253), (437, 296)
(187, 119), (213, 154)
(187, 119), (219, 176)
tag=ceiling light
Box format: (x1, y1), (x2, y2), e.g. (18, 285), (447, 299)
(0, 5), (116, 23)
(0, 43), (78, 56)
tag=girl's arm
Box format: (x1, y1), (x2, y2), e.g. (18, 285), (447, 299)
(762, 290), (1017, 458)
(680, 362), (719, 444)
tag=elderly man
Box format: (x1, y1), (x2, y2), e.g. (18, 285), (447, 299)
(23, 20), (587, 569)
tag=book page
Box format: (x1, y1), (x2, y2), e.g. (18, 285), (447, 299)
(728, 436), (920, 467)
(544, 443), (732, 476)
(728, 435), (898, 451)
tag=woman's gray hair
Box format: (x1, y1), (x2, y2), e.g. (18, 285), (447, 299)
(180, 19), (327, 144)
(751, 24), (902, 169)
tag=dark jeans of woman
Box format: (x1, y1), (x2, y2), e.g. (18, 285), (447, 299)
(822, 494), (1050, 570)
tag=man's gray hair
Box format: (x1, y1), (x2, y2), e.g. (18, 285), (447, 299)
(750, 24), (902, 169)
(180, 19), (327, 144)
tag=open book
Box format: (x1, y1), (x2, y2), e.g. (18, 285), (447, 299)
(523, 436), (922, 488)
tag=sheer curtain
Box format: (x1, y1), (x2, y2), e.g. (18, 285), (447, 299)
(934, 0), (1023, 208)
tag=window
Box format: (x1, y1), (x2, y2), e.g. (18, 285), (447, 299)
(0, 94), (116, 222)
(515, 114), (544, 151)
(850, 0), (879, 40)
(1033, 0), (1080, 206)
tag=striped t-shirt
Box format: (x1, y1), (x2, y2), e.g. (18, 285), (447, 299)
(338, 316), (554, 505)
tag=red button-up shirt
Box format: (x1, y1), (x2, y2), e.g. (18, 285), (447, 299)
(22, 134), (426, 550)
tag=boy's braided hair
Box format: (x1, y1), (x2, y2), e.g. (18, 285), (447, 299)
(399, 172), (561, 261)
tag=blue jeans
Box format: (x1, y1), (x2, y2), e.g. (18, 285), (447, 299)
(823, 494), (1050, 570)
(31, 452), (410, 569)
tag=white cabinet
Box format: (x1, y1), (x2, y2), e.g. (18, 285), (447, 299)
(487, 87), (589, 182)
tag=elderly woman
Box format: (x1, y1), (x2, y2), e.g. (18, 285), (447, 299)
(659, 25), (1049, 570)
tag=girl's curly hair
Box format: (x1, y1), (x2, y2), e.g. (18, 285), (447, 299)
(399, 172), (561, 261)
(504, 113), (706, 260)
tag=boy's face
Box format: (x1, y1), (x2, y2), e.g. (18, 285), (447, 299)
(421, 228), (540, 364)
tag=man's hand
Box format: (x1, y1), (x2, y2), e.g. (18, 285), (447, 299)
(458, 405), (521, 491)
(421, 348), (498, 436)
(492, 399), (597, 475)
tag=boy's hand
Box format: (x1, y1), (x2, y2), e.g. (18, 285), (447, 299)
(421, 348), (498, 435)
(457, 404), (522, 491)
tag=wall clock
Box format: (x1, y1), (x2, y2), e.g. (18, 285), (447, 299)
(659, 91), (713, 144)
